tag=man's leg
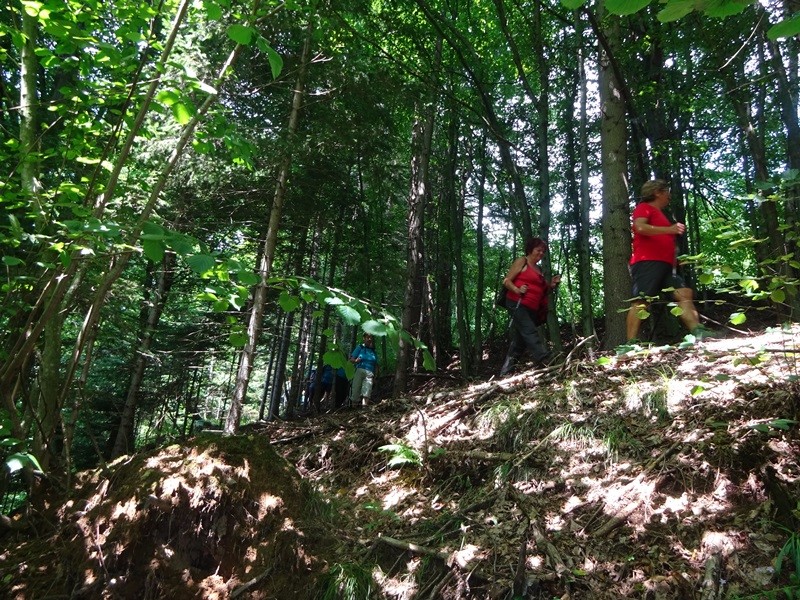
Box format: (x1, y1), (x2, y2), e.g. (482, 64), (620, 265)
(673, 287), (700, 332)
(626, 300), (648, 341)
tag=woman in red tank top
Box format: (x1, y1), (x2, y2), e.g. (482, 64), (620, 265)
(499, 238), (561, 376)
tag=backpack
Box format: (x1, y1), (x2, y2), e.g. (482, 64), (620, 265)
(495, 262), (527, 308)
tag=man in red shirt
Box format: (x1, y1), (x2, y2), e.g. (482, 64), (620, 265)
(626, 179), (706, 343)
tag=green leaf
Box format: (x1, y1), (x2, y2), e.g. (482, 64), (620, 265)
(768, 419), (797, 430)
(266, 46), (283, 79)
(699, 273), (714, 285)
(227, 24), (253, 45)
(730, 312), (747, 325)
(171, 101), (195, 125)
(670, 306), (684, 317)
(691, 385), (705, 396)
(772, 288), (786, 303)
(204, 0), (223, 20)
(336, 304), (362, 325)
(597, 356), (612, 365)
(6, 452), (42, 473)
(705, 0), (754, 19)
(229, 332), (248, 347)
(657, 0), (694, 22)
(142, 239), (165, 263)
(237, 270), (259, 285)
(186, 253), (215, 275)
(362, 320), (389, 337)
(422, 349), (436, 372)
(278, 291), (301, 312)
(142, 220), (165, 239)
(606, 0), (651, 15)
(2, 256), (24, 267)
(560, 0), (585, 8)
(323, 350), (348, 370)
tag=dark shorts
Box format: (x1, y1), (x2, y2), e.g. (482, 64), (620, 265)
(630, 261), (687, 299)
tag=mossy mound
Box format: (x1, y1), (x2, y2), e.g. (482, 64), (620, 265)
(0, 434), (335, 599)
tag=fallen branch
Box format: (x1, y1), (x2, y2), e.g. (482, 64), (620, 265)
(231, 566), (274, 599)
(700, 552), (723, 600)
(446, 449), (516, 462)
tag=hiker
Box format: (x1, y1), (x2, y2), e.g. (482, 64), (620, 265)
(626, 179), (711, 343)
(333, 367), (349, 409)
(349, 333), (378, 407)
(499, 238), (561, 376)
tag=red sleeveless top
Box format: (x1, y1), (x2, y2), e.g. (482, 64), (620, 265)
(506, 264), (549, 312)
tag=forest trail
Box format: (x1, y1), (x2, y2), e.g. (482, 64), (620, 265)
(3, 325), (800, 599)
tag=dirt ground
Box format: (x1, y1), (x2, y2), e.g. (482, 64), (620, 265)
(2, 325), (800, 599)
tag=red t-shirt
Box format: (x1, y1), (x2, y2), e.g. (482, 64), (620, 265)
(506, 264), (549, 313)
(630, 202), (676, 265)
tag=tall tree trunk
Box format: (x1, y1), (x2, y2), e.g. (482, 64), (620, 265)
(444, 106), (473, 377)
(225, 19), (312, 433)
(110, 254), (174, 458)
(473, 132), (489, 370)
(394, 94), (435, 396)
(598, 8), (631, 349)
(577, 11), (595, 340)
(19, 5), (38, 195)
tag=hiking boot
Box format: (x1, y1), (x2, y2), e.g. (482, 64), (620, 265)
(499, 355), (516, 376)
(537, 352), (563, 369)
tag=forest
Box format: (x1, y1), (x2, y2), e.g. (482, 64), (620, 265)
(1, 0), (800, 598)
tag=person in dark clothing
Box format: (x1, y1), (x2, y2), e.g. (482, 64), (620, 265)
(333, 367), (349, 409)
(499, 238), (561, 376)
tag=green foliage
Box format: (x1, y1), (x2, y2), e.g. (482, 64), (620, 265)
(274, 276), (436, 374)
(0, 411), (42, 477)
(378, 443), (422, 469)
(550, 421), (596, 446)
(734, 524), (800, 599)
(602, 419), (641, 462)
(315, 562), (374, 600)
(748, 419), (797, 434)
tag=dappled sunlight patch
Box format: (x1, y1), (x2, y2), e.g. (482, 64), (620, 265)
(374, 559), (419, 600)
(257, 493), (283, 518)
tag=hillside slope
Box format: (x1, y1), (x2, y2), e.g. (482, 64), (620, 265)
(260, 325), (800, 599)
(2, 326), (799, 599)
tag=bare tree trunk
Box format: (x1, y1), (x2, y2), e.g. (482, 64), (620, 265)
(394, 85), (436, 396)
(444, 106), (473, 377)
(577, 11), (595, 340)
(225, 19), (312, 433)
(472, 133), (489, 370)
(111, 254), (174, 458)
(19, 5), (38, 195)
(598, 7), (631, 349)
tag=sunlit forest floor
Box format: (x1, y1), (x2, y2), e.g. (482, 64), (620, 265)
(3, 324), (800, 599)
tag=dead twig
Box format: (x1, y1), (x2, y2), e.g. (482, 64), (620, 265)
(230, 566), (274, 598)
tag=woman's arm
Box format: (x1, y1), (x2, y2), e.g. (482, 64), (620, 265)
(502, 257), (527, 294)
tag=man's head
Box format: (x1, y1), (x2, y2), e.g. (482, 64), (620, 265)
(641, 179), (670, 203)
